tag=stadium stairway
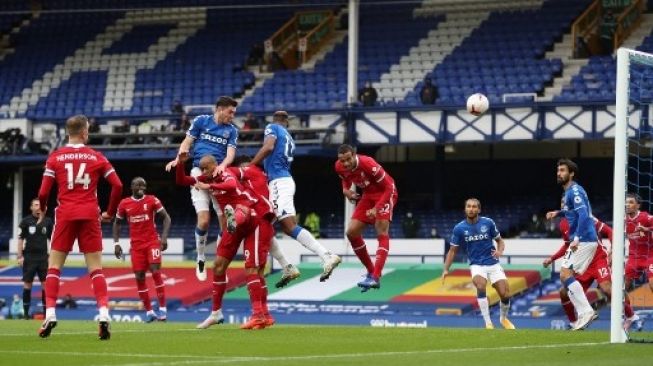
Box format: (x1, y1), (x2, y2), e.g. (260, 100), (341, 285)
(541, 34), (589, 101)
(555, 14), (653, 102)
(375, 12), (489, 104)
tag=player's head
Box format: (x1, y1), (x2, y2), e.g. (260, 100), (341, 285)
(214, 96), (237, 124)
(625, 192), (641, 215)
(273, 111), (289, 128)
(232, 155), (252, 167)
(464, 198), (481, 220)
(337, 144), (357, 170)
(130, 177), (147, 198)
(199, 154), (218, 177)
(66, 114), (90, 143)
(30, 198), (41, 216)
(556, 158), (577, 185)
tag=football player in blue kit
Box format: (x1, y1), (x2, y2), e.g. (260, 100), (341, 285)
(165, 96), (238, 281)
(250, 111), (341, 282)
(442, 198), (516, 329)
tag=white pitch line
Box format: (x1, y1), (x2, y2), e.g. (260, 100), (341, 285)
(0, 327), (208, 337)
(0, 350), (220, 360)
(30, 341), (610, 366)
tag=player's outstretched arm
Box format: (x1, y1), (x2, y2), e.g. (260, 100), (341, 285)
(249, 136), (275, 167)
(175, 160), (198, 186)
(165, 136), (194, 172)
(157, 208), (171, 251)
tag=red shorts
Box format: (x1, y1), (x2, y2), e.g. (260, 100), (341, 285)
(352, 192), (398, 225)
(625, 257), (653, 280)
(576, 255), (611, 290)
(51, 217), (102, 253)
(130, 244), (162, 272)
(243, 219), (273, 269)
(216, 214), (272, 269)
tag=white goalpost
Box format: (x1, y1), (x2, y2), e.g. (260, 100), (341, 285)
(613, 47), (653, 343)
(612, 47), (630, 344)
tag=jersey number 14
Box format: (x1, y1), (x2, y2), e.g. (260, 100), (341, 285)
(64, 163), (91, 190)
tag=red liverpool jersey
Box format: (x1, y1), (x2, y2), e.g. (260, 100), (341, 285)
(42, 144), (117, 220)
(116, 195), (164, 248)
(626, 211), (653, 259)
(335, 154), (396, 203)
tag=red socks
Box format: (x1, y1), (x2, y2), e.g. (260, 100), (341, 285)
(259, 275), (269, 315)
(212, 273), (227, 312)
(151, 271), (166, 308)
(44, 268), (61, 308)
(90, 269), (108, 308)
(136, 278), (152, 311)
(349, 236), (374, 274)
(246, 273), (263, 316)
(373, 234), (390, 279)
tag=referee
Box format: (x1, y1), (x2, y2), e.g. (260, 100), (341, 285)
(17, 198), (52, 319)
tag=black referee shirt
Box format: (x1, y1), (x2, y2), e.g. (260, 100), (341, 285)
(18, 215), (52, 260)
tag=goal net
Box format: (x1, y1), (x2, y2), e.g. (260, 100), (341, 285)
(613, 48), (653, 343)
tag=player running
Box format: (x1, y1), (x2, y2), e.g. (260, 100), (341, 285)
(250, 111), (340, 282)
(442, 198), (516, 330)
(37, 115), (123, 340)
(113, 177), (171, 323)
(335, 144), (397, 291)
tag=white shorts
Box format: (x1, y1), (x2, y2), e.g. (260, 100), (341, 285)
(268, 177), (296, 220)
(561, 241), (597, 275)
(470, 263), (507, 284)
(190, 167), (221, 215)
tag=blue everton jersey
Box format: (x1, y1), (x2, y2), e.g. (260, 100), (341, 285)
(562, 183), (598, 243)
(186, 115), (238, 167)
(450, 216), (501, 266)
(263, 123), (295, 181)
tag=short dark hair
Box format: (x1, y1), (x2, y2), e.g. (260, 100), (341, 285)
(626, 192), (641, 203)
(232, 155), (252, 166)
(557, 158), (578, 177)
(465, 197), (481, 209)
(273, 111), (289, 122)
(66, 115), (89, 136)
(215, 96), (237, 108)
(337, 144), (355, 155)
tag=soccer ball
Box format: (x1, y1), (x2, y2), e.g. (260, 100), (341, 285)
(466, 93), (489, 116)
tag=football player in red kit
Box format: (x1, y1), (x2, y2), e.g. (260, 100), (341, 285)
(113, 177), (171, 323)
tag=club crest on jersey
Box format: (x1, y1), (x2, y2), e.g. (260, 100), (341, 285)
(222, 131), (229, 138)
(464, 230), (469, 235)
(480, 225), (488, 233)
(28, 226), (36, 234)
(143, 203), (148, 210)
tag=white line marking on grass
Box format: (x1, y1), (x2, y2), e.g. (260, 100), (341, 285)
(72, 341), (612, 366)
(0, 350), (219, 359)
(0, 327), (204, 337)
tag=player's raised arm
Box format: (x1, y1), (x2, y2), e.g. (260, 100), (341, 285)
(249, 128), (276, 167)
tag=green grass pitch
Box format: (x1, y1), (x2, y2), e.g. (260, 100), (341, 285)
(0, 320), (648, 366)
